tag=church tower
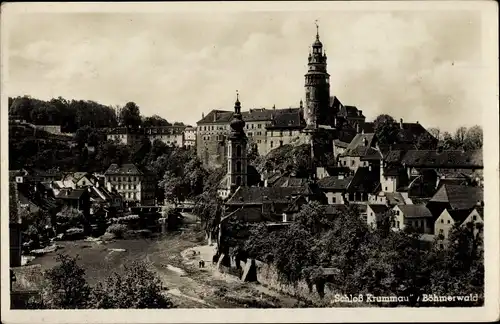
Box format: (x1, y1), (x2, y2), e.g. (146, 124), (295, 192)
(304, 22), (331, 130)
(226, 91), (248, 192)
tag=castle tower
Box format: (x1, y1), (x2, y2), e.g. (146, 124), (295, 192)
(226, 91), (248, 192)
(304, 21), (331, 130)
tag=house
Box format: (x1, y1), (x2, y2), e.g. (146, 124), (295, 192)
(55, 188), (91, 217)
(366, 204), (390, 229)
(107, 127), (144, 146)
(370, 190), (412, 206)
(183, 126), (197, 147)
(392, 204), (433, 234)
(426, 184), (483, 218)
(28, 169), (62, 183)
(317, 175), (352, 204)
(145, 126), (185, 147)
(88, 185), (124, 215)
(435, 207), (484, 247)
(362, 119), (438, 151)
(225, 186), (315, 223)
(104, 163), (156, 206)
(338, 133), (382, 172)
(345, 166), (380, 204)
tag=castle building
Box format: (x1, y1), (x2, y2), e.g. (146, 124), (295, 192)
(196, 25), (366, 169)
(218, 93), (248, 199)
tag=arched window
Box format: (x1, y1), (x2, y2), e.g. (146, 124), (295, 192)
(236, 145), (242, 157)
(236, 176), (241, 187)
(236, 161), (241, 172)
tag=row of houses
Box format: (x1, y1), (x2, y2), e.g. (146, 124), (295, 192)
(9, 163), (158, 220)
(106, 125), (196, 147)
(219, 128), (483, 247)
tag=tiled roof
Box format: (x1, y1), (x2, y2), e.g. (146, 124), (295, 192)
(363, 122), (436, 145)
(197, 110), (233, 124)
(226, 186), (312, 205)
(280, 177), (309, 187)
(197, 107), (305, 126)
(385, 192), (408, 205)
(447, 208), (475, 224)
(430, 184), (483, 210)
(317, 176), (352, 190)
(383, 150), (406, 163)
(341, 134), (383, 160)
(104, 163), (143, 175)
(338, 104), (365, 118)
(347, 167), (380, 193)
(334, 139), (350, 148)
(266, 108), (305, 130)
(56, 188), (86, 200)
(145, 126), (186, 135)
(401, 150), (483, 168)
(368, 204), (390, 215)
(397, 204), (433, 218)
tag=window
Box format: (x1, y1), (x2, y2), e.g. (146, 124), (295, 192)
(279, 140), (283, 147)
(441, 219), (444, 223)
(332, 196), (336, 203)
(439, 229), (444, 234)
(236, 161), (241, 172)
(447, 220), (450, 224)
(258, 124), (262, 129)
(248, 132), (252, 137)
(385, 187), (388, 191)
(251, 124), (254, 129)
(270, 141), (274, 148)
(396, 221), (400, 228)
(473, 215), (477, 221)
(289, 131), (293, 136)
(280, 131), (283, 137)
(257, 140), (261, 144)
(236, 145), (242, 157)
(343, 160), (347, 166)
(439, 244), (444, 249)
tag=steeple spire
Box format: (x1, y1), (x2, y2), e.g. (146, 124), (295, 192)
(234, 90), (241, 114)
(315, 20), (319, 41)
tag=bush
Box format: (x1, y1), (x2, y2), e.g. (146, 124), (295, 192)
(106, 224), (128, 239)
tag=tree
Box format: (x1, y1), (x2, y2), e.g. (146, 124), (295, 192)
(453, 126), (468, 150)
(427, 127), (442, 142)
(294, 201), (331, 236)
(91, 261), (174, 309)
(120, 102), (142, 127)
(373, 114), (400, 146)
(464, 125), (483, 151)
(142, 115), (171, 127)
(42, 254), (91, 309)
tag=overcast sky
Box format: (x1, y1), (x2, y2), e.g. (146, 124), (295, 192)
(5, 5), (490, 131)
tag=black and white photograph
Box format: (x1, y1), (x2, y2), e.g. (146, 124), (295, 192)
(1, 1), (499, 323)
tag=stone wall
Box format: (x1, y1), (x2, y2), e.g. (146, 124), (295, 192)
(254, 260), (336, 305)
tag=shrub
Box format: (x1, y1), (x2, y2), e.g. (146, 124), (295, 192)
(106, 224), (128, 239)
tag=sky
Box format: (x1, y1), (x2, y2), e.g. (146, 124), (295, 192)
(4, 5), (489, 132)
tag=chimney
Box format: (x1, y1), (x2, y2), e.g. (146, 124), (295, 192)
(273, 104), (276, 110)
(213, 112), (217, 122)
(399, 118), (403, 129)
(202, 112), (205, 119)
(358, 110), (362, 117)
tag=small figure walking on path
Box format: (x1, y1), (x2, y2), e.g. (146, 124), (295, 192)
(198, 260), (205, 268)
